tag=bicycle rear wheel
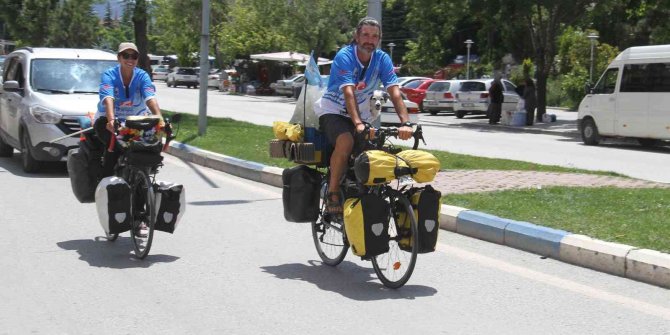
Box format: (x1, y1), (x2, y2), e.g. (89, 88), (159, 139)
(371, 195), (418, 289)
(130, 168), (156, 259)
(311, 181), (348, 266)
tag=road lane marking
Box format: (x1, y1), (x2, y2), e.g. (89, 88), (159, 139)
(436, 243), (670, 320)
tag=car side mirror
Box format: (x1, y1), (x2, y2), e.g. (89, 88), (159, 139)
(584, 82), (592, 95)
(2, 80), (20, 92)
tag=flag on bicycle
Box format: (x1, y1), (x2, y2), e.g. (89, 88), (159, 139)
(304, 51), (324, 87)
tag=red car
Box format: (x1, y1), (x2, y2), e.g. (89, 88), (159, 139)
(400, 79), (435, 111)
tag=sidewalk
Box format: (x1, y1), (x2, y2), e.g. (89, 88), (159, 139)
(164, 111), (670, 289)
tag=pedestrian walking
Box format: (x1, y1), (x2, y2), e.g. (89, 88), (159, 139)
(523, 77), (537, 126)
(488, 74), (504, 124)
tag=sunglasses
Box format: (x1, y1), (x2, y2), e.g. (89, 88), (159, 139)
(120, 52), (139, 60)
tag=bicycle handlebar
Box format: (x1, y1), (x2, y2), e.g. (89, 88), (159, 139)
(106, 115), (179, 153)
(366, 124), (426, 150)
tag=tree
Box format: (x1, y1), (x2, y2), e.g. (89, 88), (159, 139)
(45, 0), (99, 48)
(496, 0), (597, 119)
(15, 0), (58, 46)
(132, 0), (152, 73)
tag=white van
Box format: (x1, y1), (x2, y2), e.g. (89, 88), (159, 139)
(578, 44), (670, 146)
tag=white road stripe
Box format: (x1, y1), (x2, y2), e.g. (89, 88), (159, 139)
(437, 243), (670, 320)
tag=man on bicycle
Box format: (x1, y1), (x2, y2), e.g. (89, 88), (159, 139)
(93, 42), (163, 176)
(314, 17), (413, 219)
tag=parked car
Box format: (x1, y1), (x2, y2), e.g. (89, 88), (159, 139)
(400, 79), (435, 111)
(423, 80), (463, 115)
(152, 66), (169, 81)
(207, 68), (221, 88)
(273, 74), (304, 97)
(0, 47), (118, 172)
(166, 67), (198, 88)
(452, 79), (519, 118)
(397, 76), (431, 88)
(292, 75), (329, 98)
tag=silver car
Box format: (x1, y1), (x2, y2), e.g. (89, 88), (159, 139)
(423, 80), (463, 115)
(0, 47), (117, 172)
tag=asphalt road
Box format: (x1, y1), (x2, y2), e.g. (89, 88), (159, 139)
(156, 82), (670, 183)
(1, 153), (669, 333)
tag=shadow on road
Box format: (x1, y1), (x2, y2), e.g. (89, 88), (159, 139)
(260, 260), (437, 300)
(0, 155), (67, 178)
(189, 198), (279, 206)
(57, 237), (180, 268)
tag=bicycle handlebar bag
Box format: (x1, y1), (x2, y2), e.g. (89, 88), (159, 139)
(154, 181), (186, 233)
(282, 165), (321, 222)
(95, 176), (132, 235)
(398, 185), (441, 253)
(354, 150), (411, 185)
(343, 194), (390, 258)
(395, 150), (440, 183)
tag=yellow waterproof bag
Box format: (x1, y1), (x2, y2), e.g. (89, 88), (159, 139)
(272, 121), (303, 141)
(354, 150), (411, 185)
(396, 150), (440, 183)
(343, 194), (390, 258)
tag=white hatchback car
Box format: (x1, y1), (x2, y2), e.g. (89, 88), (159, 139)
(452, 79), (520, 118)
(0, 47), (117, 172)
(423, 80), (463, 115)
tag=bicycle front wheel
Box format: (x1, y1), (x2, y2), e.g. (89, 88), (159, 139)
(371, 195), (418, 289)
(311, 181), (348, 266)
(130, 168), (156, 259)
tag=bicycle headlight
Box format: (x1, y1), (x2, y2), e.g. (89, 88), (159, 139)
(29, 105), (62, 124)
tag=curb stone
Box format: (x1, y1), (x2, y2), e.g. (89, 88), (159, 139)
(167, 141), (670, 289)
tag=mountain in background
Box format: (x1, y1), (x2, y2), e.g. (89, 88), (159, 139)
(92, 1), (124, 19)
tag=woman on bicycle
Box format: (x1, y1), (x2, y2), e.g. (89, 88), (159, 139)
(314, 17), (413, 220)
(93, 42), (164, 177)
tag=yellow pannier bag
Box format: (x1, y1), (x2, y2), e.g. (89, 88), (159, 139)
(272, 121), (303, 141)
(396, 150), (440, 183)
(343, 194), (390, 258)
(354, 150), (412, 185)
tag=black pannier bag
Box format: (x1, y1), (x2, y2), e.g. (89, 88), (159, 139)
(343, 194), (390, 258)
(154, 181), (186, 233)
(95, 176), (132, 235)
(67, 137), (104, 203)
(398, 185), (441, 253)
(282, 165), (322, 222)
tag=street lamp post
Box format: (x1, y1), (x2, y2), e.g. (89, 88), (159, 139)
(588, 33), (599, 84)
(464, 39), (474, 79)
(387, 42), (396, 65)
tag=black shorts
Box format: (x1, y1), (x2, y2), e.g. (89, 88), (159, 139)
(319, 114), (354, 145)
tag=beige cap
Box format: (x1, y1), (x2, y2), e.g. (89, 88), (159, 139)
(118, 42), (139, 54)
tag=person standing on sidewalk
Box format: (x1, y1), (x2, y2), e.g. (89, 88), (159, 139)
(488, 74), (504, 124)
(523, 77), (537, 126)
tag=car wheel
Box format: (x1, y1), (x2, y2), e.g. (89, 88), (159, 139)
(581, 118), (600, 146)
(0, 134), (14, 157)
(455, 110), (466, 119)
(430, 111), (437, 116)
(637, 138), (659, 147)
(20, 129), (41, 173)
(419, 102), (424, 113)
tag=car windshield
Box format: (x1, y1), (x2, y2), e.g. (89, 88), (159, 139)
(404, 80), (425, 89)
(460, 81), (486, 91)
(30, 59), (117, 94)
(428, 82), (450, 91)
(154, 68), (168, 73)
(178, 68), (196, 75)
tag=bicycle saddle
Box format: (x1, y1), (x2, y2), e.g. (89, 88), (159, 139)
(125, 115), (161, 130)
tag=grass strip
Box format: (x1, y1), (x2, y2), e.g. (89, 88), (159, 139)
(165, 111), (618, 175)
(443, 187), (670, 253)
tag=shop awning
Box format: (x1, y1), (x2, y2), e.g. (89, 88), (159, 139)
(249, 51), (331, 65)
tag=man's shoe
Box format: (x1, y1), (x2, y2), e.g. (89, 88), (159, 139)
(134, 223), (148, 238)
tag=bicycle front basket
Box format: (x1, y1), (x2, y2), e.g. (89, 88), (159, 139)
(126, 151), (163, 167)
(128, 139), (163, 153)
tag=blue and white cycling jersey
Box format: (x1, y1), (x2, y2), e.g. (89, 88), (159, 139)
(315, 44), (398, 121)
(95, 65), (156, 121)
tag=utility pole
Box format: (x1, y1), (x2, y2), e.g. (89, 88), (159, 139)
(198, 0), (210, 136)
(367, 0), (382, 27)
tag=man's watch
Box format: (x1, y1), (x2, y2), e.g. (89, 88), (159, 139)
(401, 121), (413, 127)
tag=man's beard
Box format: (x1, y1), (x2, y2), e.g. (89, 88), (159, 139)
(359, 43), (376, 53)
